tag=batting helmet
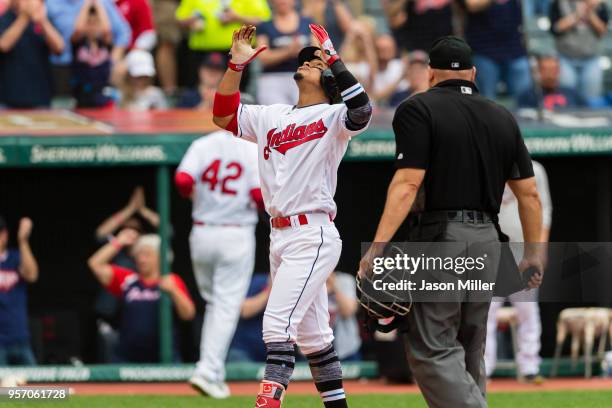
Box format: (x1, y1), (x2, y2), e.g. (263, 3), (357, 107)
(297, 46), (341, 104)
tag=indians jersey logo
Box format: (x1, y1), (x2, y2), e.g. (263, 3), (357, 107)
(263, 119), (328, 160)
(0, 270), (19, 292)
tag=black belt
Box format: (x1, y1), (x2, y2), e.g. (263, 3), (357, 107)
(408, 210), (494, 226)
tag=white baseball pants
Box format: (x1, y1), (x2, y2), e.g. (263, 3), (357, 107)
(263, 214), (341, 355)
(485, 289), (542, 377)
(190, 224), (256, 382)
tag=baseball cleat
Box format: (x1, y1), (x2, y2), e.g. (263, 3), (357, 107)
(520, 374), (544, 385)
(189, 375), (231, 399)
(254, 380), (285, 407)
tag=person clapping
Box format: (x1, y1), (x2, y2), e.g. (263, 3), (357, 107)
(0, 0), (64, 108)
(88, 229), (195, 363)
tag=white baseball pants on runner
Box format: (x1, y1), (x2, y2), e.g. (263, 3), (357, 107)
(263, 214), (341, 355)
(485, 289), (542, 377)
(190, 224), (256, 382)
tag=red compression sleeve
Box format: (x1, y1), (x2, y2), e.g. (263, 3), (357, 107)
(213, 92), (240, 117)
(250, 188), (265, 211)
(175, 171), (195, 198)
(226, 115), (238, 135)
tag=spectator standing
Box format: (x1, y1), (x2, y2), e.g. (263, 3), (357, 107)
(327, 272), (361, 361)
(93, 187), (159, 361)
(517, 54), (586, 109)
(383, 0), (453, 53)
(339, 17), (378, 93)
(152, 0), (180, 94)
(0, 216), (39, 366)
(176, 0), (270, 87)
(389, 50), (430, 106)
(120, 49), (168, 110)
(88, 231), (195, 363)
(550, 0), (608, 103)
(255, 0), (311, 105)
(460, 0), (532, 100)
(0, 0), (64, 108)
(372, 34), (409, 105)
(46, 0), (131, 96)
(301, 0), (352, 47)
(177, 52), (226, 109)
(70, 0), (114, 108)
(115, 0), (156, 51)
(226, 274), (270, 363)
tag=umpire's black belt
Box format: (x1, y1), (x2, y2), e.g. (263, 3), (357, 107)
(408, 210), (494, 226)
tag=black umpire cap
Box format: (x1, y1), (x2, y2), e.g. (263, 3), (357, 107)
(429, 36), (473, 71)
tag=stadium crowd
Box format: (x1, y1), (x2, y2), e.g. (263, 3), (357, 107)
(1, 0), (611, 110)
(2, 0), (612, 383)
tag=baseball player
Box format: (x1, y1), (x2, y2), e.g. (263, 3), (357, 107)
(485, 161), (552, 382)
(175, 127), (262, 398)
(212, 24), (372, 408)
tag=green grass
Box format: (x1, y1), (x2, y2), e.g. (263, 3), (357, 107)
(7, 391), (612, 408)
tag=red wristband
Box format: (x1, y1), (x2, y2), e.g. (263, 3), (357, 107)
(228, 60), (247, 72)
(110, 237), (123, 251)
(227, 46), (268, 72)
(213, 92), (241, 117)
(327, 54), (340, 66)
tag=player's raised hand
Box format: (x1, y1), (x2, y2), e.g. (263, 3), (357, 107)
(309, 23), (339, 65)
(228, 25), (267, 71)
(17, 218), (33, 243)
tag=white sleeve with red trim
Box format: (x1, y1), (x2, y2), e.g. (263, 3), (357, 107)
(236, 104), (267, 143)
(177, 139), (205, 179)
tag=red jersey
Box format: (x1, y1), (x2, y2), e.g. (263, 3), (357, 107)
(115, 0), (155, 49)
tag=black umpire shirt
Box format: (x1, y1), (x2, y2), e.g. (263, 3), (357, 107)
(393, 79), (534, 214)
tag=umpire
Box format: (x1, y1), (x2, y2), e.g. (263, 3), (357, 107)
(359, 37), (544, 407)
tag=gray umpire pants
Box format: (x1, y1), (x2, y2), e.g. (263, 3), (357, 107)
(402, 222), (500, 408)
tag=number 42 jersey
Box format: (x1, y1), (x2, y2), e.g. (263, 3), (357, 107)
(178, 130), (260, 226)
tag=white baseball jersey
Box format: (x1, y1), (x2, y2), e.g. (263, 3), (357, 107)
(236, 103), (370, 218)
(498, 161), (553, 242)
(178, 130), (260, 225)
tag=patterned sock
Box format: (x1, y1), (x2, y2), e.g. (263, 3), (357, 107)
(263, 342), (296, 390)
(307, 345), (348, 408)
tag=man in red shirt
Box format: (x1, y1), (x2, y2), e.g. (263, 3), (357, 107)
(115, 0), (156, 50)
